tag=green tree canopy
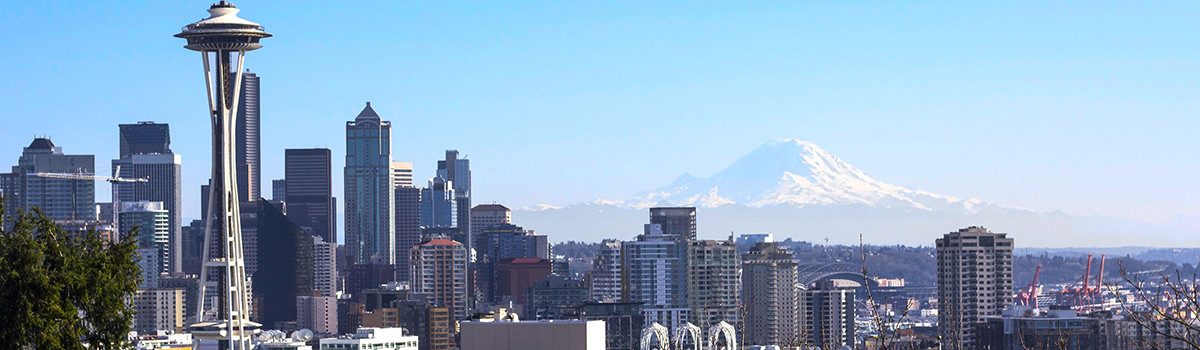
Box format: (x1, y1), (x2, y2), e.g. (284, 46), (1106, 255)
(0, 202), (141, 349)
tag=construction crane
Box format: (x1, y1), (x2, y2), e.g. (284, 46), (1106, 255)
(32, 165), (149, 228)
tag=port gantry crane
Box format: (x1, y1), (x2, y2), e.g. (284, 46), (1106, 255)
(1018, 264), (1042, 309)
(1057, 254), (1107, 311)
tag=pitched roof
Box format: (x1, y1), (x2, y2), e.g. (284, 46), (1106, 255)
(472, 204), (510, 212)
(355, 101), (380, 121)
(418, 238), (462, 247)
(507, 257), (549, 264)
(27, 138), (56, 150)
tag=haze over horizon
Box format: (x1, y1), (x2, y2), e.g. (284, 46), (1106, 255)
(2, 2), (1197, 246)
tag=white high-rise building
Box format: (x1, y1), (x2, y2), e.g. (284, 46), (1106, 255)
(686, 238), (739, 329)
(622, 224), (689, 330)
(313, 236), (337, 297)
(589, 239), (622, 302)
(120, 201), (170, 276)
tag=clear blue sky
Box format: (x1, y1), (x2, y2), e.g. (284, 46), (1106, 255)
(1, 2), (1197, 230)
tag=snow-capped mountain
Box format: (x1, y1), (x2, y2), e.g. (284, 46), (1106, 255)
(629, 138), (986, 213)
(511, 138), (1198, 247)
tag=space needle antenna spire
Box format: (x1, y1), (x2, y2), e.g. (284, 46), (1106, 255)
(175, 2), (270, 349)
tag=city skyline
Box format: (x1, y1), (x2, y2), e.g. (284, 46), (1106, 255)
(4, 2), (1199, 349)
(1, 2), (1197, 246)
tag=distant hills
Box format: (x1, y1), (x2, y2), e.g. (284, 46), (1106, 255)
(514, 138), (1199, 247)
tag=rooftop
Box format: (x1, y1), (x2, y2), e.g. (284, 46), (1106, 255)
(473, 204), (511, 212)
(27, 137), (56, 150)
(355, 102), (380, 121)
(418, 237), (462, 247)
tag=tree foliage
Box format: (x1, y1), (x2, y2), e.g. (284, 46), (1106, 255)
(0, 203), (142, 349)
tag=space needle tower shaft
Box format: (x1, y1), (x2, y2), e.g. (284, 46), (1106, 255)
(175, 2), (270, 349)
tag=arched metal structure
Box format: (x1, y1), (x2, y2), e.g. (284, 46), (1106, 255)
(672, 322), (702, 350)
(707, 321), (738, 350)
(640, 323), (670, 350)
(795, 262), (880, 289)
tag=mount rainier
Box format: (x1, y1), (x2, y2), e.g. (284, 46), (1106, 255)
(626, 138), (986, 213)
(512, 139), (1198, 247)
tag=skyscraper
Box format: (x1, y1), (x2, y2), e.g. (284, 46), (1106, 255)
(686, 238), (739, 329)
(391, 162), (413, 188)
(470, 204), (510, 235)
(181, 219), (206, 276)
(436, 150), (470, 253)
(118, 122), (172, 158)
(345, 102), (396, 265)
(411, 237), (469, 320)
(236, 71), (261, 203)
(313, 236), (337, 297)
(419, 177), (456, 229)
(937, 226), (1015, 349)
(271, 179), (285, 202)
(622, 223), (689, 330)
(285, 148), (336, 244)
(119, 201), (171, 275)
(800, 287), (856, 347)
(253, 200), (315, 328)
(589, 239), (623, 303)
(1, 138), (96, 222)
(114, 122), (182, 274)
(394, 185), (421, 284)
(649, 207), (696, 241)
(742, 241), (802, 347)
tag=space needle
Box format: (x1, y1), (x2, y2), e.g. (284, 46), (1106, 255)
(175, 2), (270, 349)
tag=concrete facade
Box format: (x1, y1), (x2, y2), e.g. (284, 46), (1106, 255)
(936, 226), (1014, 349)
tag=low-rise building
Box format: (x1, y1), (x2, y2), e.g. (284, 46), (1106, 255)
(576, 302), (644, 350)
(317, 327), (418, 350)
(459, 320), (606, 350)
(976, 305), (1109, 350)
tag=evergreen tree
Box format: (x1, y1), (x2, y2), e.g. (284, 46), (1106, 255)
(0, 201), (141, 349)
